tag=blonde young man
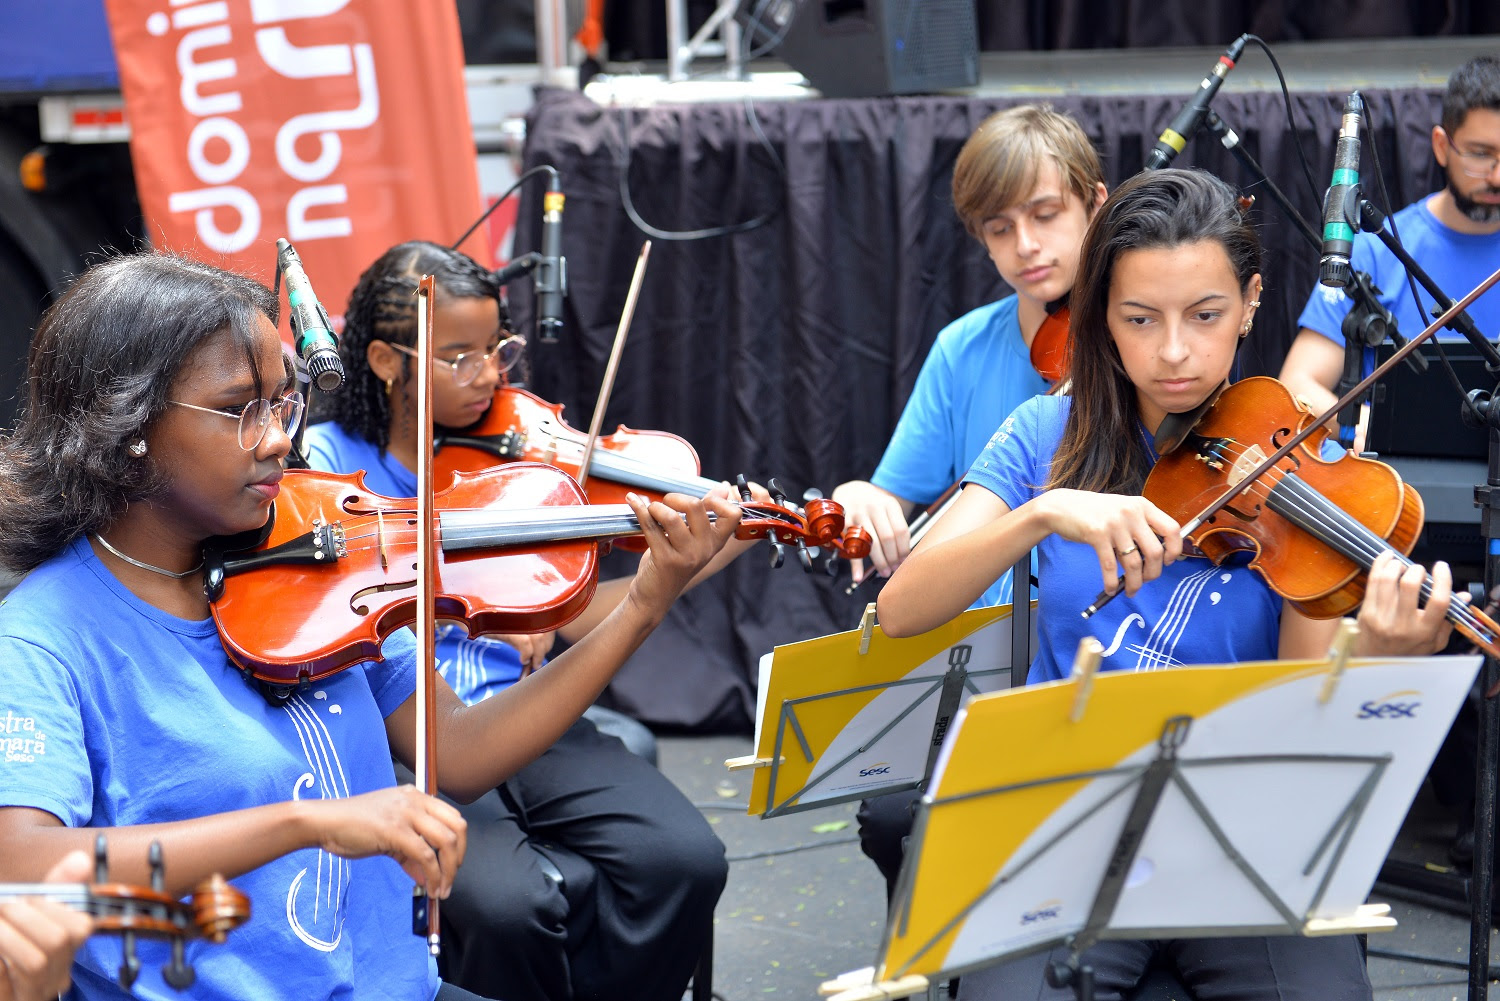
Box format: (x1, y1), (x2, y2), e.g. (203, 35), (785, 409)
(840, 104), (1107, 895)
(834, 104), (1107, 598)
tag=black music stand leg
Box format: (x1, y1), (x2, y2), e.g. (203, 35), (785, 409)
(1469, 421), (1500, 1000)
(1046, 956), (1096, 1001)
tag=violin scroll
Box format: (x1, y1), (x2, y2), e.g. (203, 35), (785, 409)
(732, 476), (872, 573)
(0, 836), (252, 992)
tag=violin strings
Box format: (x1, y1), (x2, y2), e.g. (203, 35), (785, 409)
(1190, 439), (1497, 646)
(525, 433), (722, 495)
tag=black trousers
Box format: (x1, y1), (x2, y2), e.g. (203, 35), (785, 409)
(855, 788), (923, 902)
(957, 934), (1372, 1001)
(413, 716), (727, 1001)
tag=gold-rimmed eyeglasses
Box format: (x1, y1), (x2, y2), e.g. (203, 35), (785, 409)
(386, 335), (526, 386)
(168, 392), (306, 451)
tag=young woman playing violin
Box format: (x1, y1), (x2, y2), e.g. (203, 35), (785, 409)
(0, 252), (740, 1001)
(879, 168), (1456, 1001)
(303, 240), (753, 1001)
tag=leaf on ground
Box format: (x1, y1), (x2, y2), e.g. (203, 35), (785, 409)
(811, 820), (849, 834)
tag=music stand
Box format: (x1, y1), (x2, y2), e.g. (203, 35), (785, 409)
(821, 645), (1481, 1001)
(729, 602), (1030, 817)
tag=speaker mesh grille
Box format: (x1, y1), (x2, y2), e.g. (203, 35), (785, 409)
(886, 0), (978, 92)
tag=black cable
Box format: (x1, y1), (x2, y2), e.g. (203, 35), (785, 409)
(450, 164), (559, 251)
(1244, 35), (1323, 207)
(615, 95), (784, 240)
(724, 835), (860, 863)
(613, 0), (788, 241)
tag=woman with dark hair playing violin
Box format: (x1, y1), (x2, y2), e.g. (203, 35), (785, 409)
(303, 239), (754, 1001)
(0, 251), (741, 1001)
(878, 168), (1457, 1000)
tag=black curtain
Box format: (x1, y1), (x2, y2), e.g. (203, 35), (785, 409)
(511, 85), (1445, 732)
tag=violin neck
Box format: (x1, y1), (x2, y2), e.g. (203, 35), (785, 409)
(0, 885), (93, 908)
(578, 449), (720, 498)
(440, 506), (651, 551)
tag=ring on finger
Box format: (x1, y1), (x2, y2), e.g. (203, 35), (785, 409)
(1118, 544), (1138, 557)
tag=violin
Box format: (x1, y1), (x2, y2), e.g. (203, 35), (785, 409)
(203, 464), (872, 686)
(435, 386), (722, 554)
(1029, 300), (1071, 385)
(1136, 377), (1500, 657)
(5, 837), (251, 991)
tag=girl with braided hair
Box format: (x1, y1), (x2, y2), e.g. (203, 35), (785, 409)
(303, 240), (741, 1001)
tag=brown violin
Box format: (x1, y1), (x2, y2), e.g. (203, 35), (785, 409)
(204, 464), (872, 686)
(1136, 377), (1500, 656)
(1029, 302), (1071, 385)
(434, 386), (725, 552)
(7, 837), (251, 991)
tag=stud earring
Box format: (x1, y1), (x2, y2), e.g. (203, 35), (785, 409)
(128, 439), (148, 457)
(1248, 299), (1261, 309)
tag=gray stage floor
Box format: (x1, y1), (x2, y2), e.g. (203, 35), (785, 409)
(662, 733), (1498, 1001)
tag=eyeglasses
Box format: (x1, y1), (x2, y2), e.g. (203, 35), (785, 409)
(386, 335), (526, 386)
(168, 392), (306, 451)
(1443, 132), (1500, 178)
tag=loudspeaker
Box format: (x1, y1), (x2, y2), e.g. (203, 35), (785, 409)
(743, 0), (979, 99)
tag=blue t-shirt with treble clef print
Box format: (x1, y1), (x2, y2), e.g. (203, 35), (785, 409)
(963, 394), (1283, 686)
(0, 536), (438, 1001)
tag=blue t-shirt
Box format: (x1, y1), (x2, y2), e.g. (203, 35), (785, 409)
(302, 421), (524, 704)
(0, 537), (437, 1001)
(1297, 197), (1500, 362)
(964, 395), (1283, 685)
(871, 295), (1050, 608)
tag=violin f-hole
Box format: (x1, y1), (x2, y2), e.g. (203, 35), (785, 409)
(350, 574), (418, 616)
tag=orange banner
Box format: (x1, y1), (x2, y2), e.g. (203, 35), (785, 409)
(102, 0), (489, 327)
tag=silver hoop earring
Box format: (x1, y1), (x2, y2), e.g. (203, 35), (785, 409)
(128, 439), (148, 457)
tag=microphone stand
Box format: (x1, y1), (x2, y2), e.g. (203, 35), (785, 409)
(1351, 196), (1500, 371)
(1345, 186), (1500, 1001)
(1207, 107), (1500, 1001)
(1202, 111), (1421, 376)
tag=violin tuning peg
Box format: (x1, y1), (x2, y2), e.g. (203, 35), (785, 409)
(766, 477), (789, 508)
(795, 541), (814, 572)
(802, 486), (824, 502)
(94, 833), (109, 883)
(734, 473), (753, 503)
(119, 932), (141, 990)
(149, 840), (165, 893)
(767, 541), (786, 569)
(823, 555), (839, 577)
(163, 940), (196, 990)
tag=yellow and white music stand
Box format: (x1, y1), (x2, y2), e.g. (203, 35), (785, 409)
(821, 637), (1481, 1001)
(729, 603), (1034, 817)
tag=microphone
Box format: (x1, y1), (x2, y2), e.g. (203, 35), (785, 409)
(535, 174), (567, 344)
(1318, 90), (1364, 289)
(1145, 34), (1249, 171)
(275, 238), (344, 393)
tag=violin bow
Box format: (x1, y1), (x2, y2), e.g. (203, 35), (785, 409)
(1085, 262), (1500, 618)
(413, 275), (441, 954)
(576, 240), (652, 487)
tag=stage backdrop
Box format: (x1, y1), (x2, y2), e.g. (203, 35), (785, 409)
(508, 86), (1450, 732)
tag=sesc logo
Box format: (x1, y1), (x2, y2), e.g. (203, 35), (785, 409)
(1021, 899), (1063, 925)
(1356, 690), (1421, 720)
(858, 762), (893, 778)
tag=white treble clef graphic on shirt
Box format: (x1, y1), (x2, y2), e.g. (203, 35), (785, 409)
(283, 691), (350, 952)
